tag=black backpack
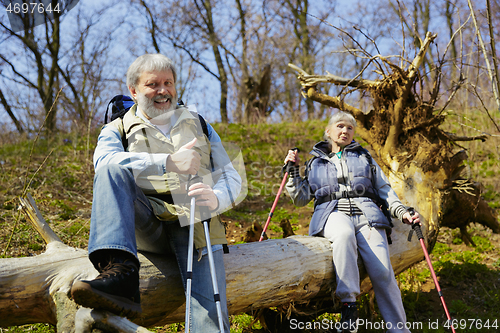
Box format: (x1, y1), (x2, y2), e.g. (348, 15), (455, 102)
(104, 95), (210, 151)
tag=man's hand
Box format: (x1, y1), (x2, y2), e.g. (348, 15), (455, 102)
(402, 210), (421, 225)
(188, 182), (219, 211)
(166, 138), (201, 174)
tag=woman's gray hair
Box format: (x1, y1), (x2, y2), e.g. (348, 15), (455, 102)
(323, 111), (357, 141)
(126, 54), (177, 89)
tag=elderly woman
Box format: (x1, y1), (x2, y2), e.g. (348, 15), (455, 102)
(284, 111), (420, 333)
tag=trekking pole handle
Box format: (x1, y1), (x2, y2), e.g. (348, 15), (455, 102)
(187, 174), (203, 188)
(407, 207), (424, 241)
(187, 174), (212, 223)
(284, 147), (300, 174)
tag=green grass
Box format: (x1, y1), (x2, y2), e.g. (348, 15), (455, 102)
(390, 224), (500, 333)
(2, 324), (55, 333)
(229, 313), (263, 333)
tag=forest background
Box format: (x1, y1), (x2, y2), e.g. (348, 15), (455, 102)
(1, 0), (500, 332)
(2, 0), (499, 131)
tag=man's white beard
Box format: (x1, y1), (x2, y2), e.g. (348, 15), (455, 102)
(137, 92), (178, 124)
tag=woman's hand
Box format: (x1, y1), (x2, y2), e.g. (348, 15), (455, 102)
(284, 149), (300, 166)
(402, 210), (421, 225)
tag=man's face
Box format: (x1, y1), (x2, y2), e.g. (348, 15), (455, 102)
(129, 70), (178, 119)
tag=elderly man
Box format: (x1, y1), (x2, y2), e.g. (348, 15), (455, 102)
(71, 54), (241, 333)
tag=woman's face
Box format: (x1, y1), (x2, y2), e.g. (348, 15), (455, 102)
(326, 120), (355, 151)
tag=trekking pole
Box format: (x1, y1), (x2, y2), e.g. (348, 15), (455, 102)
(202, 214), (226, 333)
(407, 208), (456, 333)
(185, 175), (226, 333)
(185, 175), (197, 333)
(259, 147), (299, 242)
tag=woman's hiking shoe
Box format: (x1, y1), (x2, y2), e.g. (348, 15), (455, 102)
(71, 260), (141, 316)
(337, 302), (358, 333)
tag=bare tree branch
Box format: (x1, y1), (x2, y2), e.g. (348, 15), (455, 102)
(382, 31), (437, 158)
(0, 87), (23, 133)
(0, 54), (39, 90)
(438, 74), (466, 116)
(303, 12), (386, 76)
(287, 63), (379, 89)
(467, 0), (500, 110)
(138, 0), (162, 54)
(286, 63), (378, 148)
(486, 0), (500, 111)
(469, 83), (500, 132)
(443, 132), (489, 142)
(407, 32), (437, 81)
(19, 194), (62, 245)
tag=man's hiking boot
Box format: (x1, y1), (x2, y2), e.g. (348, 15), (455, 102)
(337, 302), (358, 333)
(71, 257), (141, 316)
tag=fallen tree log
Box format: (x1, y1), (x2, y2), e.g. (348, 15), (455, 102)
(0, 194), (426, 331)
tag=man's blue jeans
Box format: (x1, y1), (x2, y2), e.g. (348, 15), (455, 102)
(88, 164), (229, 332)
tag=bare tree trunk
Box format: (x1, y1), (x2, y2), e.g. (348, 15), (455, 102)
(44, 10), (61, 133)
(0, 14), (61, 133)
(1, 2), (115, 134)
(468, 0), (500, 110)
(444, 0), (459, 81)
(198, 0), (229, 123)
(234, 0), (248, 124)
(485, 0), (500, 110)
(134, 0), (229, 123)
(284, 0), (315, 119)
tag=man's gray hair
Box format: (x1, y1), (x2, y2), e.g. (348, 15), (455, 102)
(126, 54), (177, 89)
